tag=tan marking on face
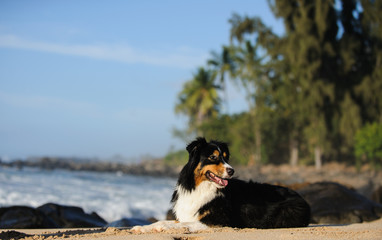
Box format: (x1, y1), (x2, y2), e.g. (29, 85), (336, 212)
(194, 162), (203, 187)
(194, 162), (226, 187)
(213, 150), (219, 157)
(223, 152), (227, 158)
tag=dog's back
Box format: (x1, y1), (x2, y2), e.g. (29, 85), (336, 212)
(227, 179), (310, 228)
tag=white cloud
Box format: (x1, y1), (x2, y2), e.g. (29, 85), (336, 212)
(0, 34), (208, 69)
(0, 91), (175, 125)
(0, 91), (101, 118)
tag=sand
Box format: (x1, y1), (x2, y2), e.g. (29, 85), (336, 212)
(1, 218), (382, 240)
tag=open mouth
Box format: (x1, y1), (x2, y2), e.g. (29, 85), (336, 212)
(206, 171), (229, 187)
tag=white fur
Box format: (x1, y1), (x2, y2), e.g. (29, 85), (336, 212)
(222, 162), (233, 178)
(131, 220), (208, 233)
(173, 181), (222, 222)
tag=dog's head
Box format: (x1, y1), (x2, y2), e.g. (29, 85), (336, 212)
(179, 137), (235, 190)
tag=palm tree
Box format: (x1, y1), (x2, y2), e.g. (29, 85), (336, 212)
(208, 46), (235, 112)
(226, 39), (267, 166)
(175, 67), (221, 136)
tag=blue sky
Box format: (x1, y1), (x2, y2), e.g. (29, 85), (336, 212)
(0, 0), (283, 161)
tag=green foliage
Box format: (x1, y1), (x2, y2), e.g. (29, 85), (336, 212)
(175, 67), (221, 135)
(171, 0), (382, 168)
(198, 110), (290, 166)
(199, 113), (254, 165)
(164, 149), (189, 167)
(355, 122), (382, 169)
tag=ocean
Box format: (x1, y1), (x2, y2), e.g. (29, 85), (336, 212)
(0, 166), (177, 223)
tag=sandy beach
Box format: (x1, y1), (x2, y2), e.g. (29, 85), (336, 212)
(2, 218), (381, 240)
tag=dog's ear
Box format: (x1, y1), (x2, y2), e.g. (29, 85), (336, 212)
(186, 137), (207, 154)
(178, 137), (208, 191)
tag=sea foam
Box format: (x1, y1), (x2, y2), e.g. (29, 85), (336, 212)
(0, 167), (176, 222)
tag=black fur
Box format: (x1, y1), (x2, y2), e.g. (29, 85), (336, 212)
(171, 137), (311, 229)
(202, 179), (311, 228)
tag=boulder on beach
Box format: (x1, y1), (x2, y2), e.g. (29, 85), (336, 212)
(0, 203), (107, 229)
(0, 206), (58, 229)
(37, 203), (107, 228)
(297, 182), (382, 224)
(372, 186), (382, 204)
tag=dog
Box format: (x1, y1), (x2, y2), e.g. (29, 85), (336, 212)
(133, 137), (310, 232)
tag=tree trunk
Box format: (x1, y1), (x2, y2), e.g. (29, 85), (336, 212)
(289, 139), (299, 167)
(255, 123), (262, 164)
(248, 108), (261, 166)
(247, 153), (256, 166)
(314, 146), (322, 170)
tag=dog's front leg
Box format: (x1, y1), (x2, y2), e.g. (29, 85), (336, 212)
(131, 220), (208, 233)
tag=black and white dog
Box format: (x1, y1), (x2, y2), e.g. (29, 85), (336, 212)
(133, 137), (310, 232)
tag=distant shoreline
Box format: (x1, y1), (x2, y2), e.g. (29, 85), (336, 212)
(1, 158), (382, 201)
(0, 157), (181, 178)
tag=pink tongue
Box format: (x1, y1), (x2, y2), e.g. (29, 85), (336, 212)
(220, 179), (228, 186)
(214, 175), (228, 186)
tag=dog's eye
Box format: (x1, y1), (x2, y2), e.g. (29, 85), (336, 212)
(209, 155), (217, 161)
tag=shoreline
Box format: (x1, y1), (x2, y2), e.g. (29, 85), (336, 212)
(0, 158), (182, 178)
(2, 161), (382, 232)
(2, 160), (381, 199)
(2, 218), (382, 240)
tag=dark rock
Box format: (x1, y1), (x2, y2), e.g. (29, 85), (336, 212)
(0, 204), (108, 229)
(0, 230), (31, 240)
(297, 182), (382, 224)
(105, 218), (151, 227)
(372, 186), (382, 204)
(0, 206), (58, 229)
(37, 203), (107, 228)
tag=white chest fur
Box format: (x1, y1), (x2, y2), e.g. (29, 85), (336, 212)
(172, 181), (221, 222)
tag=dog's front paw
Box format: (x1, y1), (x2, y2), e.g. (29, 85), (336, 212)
(131, 221), (208, 233)
(130, 225), (146, 233)
(131, 221), (179, 233)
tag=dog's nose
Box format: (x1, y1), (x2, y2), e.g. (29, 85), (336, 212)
(226, 167), (235, 177)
